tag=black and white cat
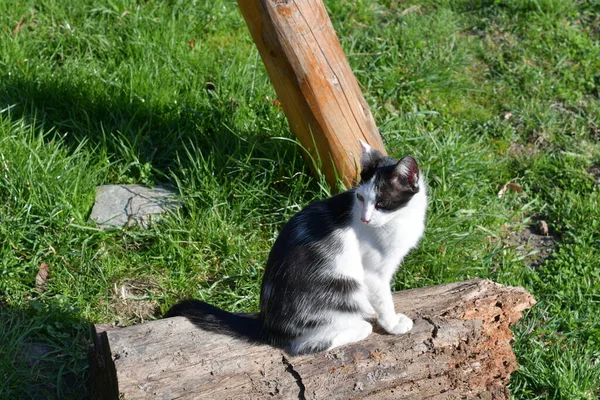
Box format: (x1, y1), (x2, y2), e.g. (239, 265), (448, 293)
(166, 141), (427, 355)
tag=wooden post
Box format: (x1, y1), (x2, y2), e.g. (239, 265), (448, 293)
(89, 279), (536, 399)
(237, 0), (386, 188)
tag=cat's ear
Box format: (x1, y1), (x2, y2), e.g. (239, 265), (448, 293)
(359, 140), (384, 170)
(393, 155), (420, 191)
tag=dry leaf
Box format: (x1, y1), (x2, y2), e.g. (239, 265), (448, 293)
(264, 96), (282, 108)
(35, 263), (50, 293)
(538, 220), (549, 236)
(13, 17), (26, 35)
(506, 182), (523, 193)
(498, 182), (523, 198)
(400, 5), (421, 16)
(384, 100), (397, 114)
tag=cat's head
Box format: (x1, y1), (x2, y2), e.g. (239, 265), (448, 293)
(354, 140), (421, 227)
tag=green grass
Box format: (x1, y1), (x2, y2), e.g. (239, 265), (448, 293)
(1, 0), (599, 398)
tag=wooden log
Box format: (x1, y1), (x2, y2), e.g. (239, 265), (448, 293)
(88, 279), (535, 399)
(237, 0), (386, 188)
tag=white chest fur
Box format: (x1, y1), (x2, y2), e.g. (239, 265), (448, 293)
(331, 180), (427, 290)
(355, 188), (427, 277)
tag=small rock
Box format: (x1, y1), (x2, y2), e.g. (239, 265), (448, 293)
(21, 342), (54, 366)
(354, 381), (364, 391)
(90, 184), (180, 229)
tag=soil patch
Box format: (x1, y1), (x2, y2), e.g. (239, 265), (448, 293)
(588, 163), (600, 184)
(110, 278), (161, 325)
(504, 219), (558, 268)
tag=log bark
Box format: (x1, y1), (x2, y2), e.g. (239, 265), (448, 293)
(88, 279), (535, 399)
(237, 0), (386, 188)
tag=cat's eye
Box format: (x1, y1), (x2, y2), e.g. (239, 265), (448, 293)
(356, 193), (364, 202)
(376, 201), (389, 209)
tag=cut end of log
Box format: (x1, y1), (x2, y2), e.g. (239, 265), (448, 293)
(461, 280), (536, 396)
(89, 279), (535, 399)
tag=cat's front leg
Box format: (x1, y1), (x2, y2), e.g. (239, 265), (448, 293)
(382, 312), (413, 334)
(364, 271), (413, 334)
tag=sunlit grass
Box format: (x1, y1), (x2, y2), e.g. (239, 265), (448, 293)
(0, 0), (598, 398)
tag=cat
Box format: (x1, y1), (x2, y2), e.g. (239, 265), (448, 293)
(166, 141), (427, 355)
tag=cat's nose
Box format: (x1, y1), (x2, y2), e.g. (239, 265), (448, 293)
(361, 217), (370, 224)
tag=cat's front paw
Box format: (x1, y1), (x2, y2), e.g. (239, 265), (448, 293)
(380, 313), (413, 335)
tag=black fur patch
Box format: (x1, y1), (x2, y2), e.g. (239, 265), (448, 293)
(260, 191), (361, 340)
(362, 153), (420, 213)
(165, 299), (264, 342)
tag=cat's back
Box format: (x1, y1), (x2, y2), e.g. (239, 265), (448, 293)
(261, 190), (356, 304)
(270, 190), (355, 252)
(260, 190), (363, 348)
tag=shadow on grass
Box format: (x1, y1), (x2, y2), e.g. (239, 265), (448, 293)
(0, 75), (304, 189)
(0, 74), (312, 398)
(0, 299), (91, 399)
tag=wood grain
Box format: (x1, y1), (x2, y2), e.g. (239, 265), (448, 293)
(89, 279), (535, 399)
(237, 0), (386, 188)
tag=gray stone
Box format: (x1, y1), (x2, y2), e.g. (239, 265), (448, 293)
(90, 184), (180, 229)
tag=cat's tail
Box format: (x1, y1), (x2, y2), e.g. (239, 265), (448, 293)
(164, 299), (265, 344)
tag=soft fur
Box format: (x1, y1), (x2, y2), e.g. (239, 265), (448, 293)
(166, 141), (427, 355)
